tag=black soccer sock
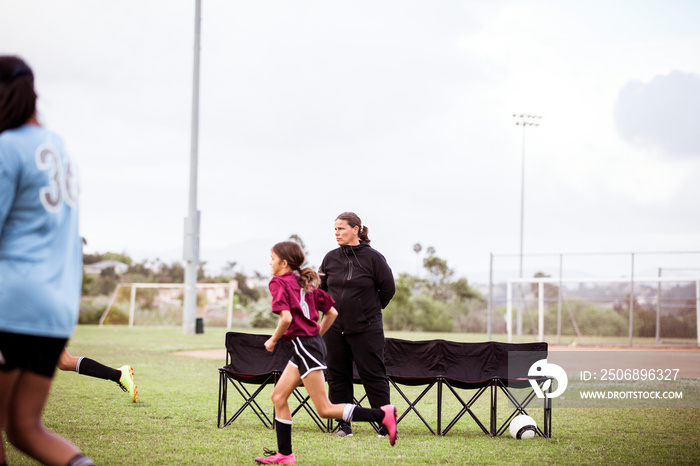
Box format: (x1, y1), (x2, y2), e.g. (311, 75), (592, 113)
(349, 406), (384, 423)
(77, 358), (121, 383)
(275, 418), (293, 455)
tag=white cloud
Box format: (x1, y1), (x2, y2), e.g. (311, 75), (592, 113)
(615, 71), (700, 157)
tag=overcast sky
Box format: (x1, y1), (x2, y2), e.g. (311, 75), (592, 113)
(2, 0), (699, 283)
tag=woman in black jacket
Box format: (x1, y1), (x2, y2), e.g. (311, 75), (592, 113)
(319, 212), (396, 437)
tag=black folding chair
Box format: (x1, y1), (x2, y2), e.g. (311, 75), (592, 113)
(491, 344), (552, 438)
(493, 377), (552, 438)
(384, 338), (455, 435)
(218, 332), (326, 431)
(438, 342), (551, 437)
(438, 378), (492, 435)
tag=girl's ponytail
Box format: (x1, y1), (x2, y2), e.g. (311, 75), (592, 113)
(297, 267), (320, 292)
(272, 240), (320, 291)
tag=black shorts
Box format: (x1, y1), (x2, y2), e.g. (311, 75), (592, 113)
(287, 335), (327, 379)
(0, 331), (67, 378)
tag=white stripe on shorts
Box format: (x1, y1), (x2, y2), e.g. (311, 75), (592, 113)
(291, 338), (327, 379)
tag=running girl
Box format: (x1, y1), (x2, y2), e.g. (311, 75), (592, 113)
(255, 241), (397, 465)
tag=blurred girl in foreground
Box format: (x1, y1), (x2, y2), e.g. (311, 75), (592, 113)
(0, 55), (94, 466)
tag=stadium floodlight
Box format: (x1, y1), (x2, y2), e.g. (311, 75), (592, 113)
(512, 113), (542, 335)
(183, 0), (202, 335)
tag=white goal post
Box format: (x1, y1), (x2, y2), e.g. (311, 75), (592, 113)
(505, 276), (700, 347)
(98, 282), (237, 329)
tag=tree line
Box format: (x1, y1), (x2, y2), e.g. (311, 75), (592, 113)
(81, 242), (696, 338)
(81, 240), (486, 333)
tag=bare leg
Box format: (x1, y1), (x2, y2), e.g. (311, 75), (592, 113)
(0, 369), (19, 465)
(266, 362), (395, 454)
(303, 369), (396, 445)
(57, 348), (79, 372)
(301, 370), (347, 420)
(3, 369), (81, 465)
(271, 363), (366, 421)
(270, 363), (303, 421)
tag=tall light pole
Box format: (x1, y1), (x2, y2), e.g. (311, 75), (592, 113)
(183, 0), (202, 335)
(513, 113), (542, 335)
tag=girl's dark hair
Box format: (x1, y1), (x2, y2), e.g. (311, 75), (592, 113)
(272, 241), (320, 292)
(336, 211), (370, 244)
(0, 55), (36, 134)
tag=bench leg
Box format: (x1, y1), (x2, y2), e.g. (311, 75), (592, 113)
(490, 382), (497, 436)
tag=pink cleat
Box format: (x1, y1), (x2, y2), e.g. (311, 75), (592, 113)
(255, 449), (296, 464)
(380, 404), (398, 446)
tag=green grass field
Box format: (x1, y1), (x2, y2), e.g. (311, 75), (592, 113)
(4, 326), (699, 465)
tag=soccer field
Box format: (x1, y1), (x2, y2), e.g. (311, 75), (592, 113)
(4, 326), (699, 465)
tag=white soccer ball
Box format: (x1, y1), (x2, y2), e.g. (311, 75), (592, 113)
(509, 414), (537, 439)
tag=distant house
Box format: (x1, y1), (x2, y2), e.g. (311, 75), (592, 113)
(83, 260), (129, 275)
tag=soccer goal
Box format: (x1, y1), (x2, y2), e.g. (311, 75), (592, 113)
(98, 282), (238, 329)
(503, 276), (700, 347)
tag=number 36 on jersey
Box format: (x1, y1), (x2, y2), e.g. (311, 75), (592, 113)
(35, 143), (78, 212)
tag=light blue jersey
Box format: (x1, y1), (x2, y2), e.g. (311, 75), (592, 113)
(0, 124), (81, 338)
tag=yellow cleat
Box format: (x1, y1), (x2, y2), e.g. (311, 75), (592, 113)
(118, 365), (138, 403)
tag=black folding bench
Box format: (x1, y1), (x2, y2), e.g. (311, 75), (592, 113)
(218, 332), (552, 438)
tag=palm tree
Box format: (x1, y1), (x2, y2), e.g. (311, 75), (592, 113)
(289, 234), (309, 266)
(224, 261), (237, 278)
(413, 243), (422, 277)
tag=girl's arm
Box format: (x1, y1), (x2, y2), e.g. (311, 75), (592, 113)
(264, 310), (292, 352)
(318, 306), (338, 337)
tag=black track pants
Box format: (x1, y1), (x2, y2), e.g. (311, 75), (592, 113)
(323, 324), (390, 409)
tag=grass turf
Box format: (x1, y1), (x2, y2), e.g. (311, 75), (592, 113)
(3, 326), (699, 465)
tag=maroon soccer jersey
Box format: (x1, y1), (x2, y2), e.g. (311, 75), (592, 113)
(269, 272), (335, 341)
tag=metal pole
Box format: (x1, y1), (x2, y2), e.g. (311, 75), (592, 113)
(517, 123), (525, 336)
(557, 254), (562, 345)
(488, 252), (493, 340)
(129, 285), (136, 328)
(519, 122), (525, 274)
(506, 280), (512, 343)
(629, 253), (634, 346)
(227, 282), (234, 331)
(696, 280), (699, 348)
(99, 283), (123, 326)
(513, 114), (541, 335)
(538, 281), (544, 341)
(183, 0), (202, 335)
(656, 268), (661, 344)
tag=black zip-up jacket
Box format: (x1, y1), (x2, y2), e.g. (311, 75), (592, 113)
(319, 242), (395, 334)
